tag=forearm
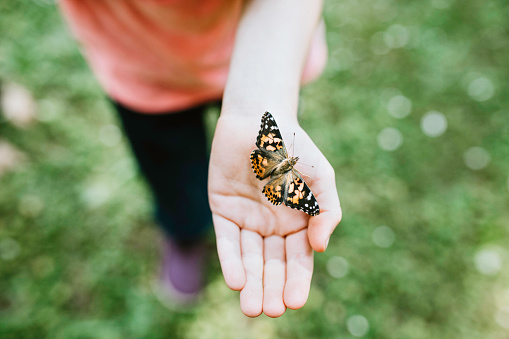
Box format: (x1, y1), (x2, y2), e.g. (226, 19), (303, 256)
(222, 0), (324, 120)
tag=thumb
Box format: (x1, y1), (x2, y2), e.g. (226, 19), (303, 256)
(308, 203), (342, 252)
(307, 166), (342, 252)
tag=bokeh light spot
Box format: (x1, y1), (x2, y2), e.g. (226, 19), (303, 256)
(326, 256), (349, 278)
(431, 0), (453, 9)
(420, 111), (447, 137)
(99, 124), (122, 147)
(387, 95), (412, 118)
(467, 77), (494, 102)
(0, 238), (21, 261)
(113, 157), (137, 183)
(496, 306), (509, 330)
(1, 82), (36, 127)
(464, 147), (490, 170)
(377, 127), (403, 151)
(373, 0), (397, 22)
(494, 289), (509, 309)
(19, 194), (45, 217)
(474, 248), (502, 276)
(0, 140), (26, 177)
(330, 48), (355, 72)
(347, 315), (370, 337)
(383, 25), (410, 49)
(81, 182), (112, 209)
(372, 226), (395, 248)
(422, 27), (448, 46)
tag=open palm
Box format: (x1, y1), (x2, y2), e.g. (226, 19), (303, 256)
(208, 113), (342, 318)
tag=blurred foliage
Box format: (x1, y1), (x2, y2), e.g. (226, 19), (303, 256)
(1, 0), (509, 338)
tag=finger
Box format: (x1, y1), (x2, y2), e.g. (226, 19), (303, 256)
(262, 235), (286, 318)
(284, 229), (313, 310)
(308, 165), (342, 252)
(240, 229), (264, 317)
(213, 215), (245, 290)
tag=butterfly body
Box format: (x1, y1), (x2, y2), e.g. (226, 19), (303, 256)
(272, 156), (299, 176)
(250, 112), (320, 216)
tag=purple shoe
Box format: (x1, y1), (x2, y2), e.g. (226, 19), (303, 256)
(153, 235), (207, 308)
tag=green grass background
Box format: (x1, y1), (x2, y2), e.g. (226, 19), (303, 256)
(1, 0), (509, 338)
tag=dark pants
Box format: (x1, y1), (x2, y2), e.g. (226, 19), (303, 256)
(112, 100), (216, 244)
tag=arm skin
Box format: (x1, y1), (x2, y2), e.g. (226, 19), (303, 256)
(208, 0), (342, 318)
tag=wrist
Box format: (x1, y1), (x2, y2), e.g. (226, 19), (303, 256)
(221, 68), (300, 121)
(220, 0), (324, 124)
(220, 102), (300, 128)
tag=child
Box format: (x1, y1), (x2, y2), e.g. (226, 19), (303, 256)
(59, 0), (342, 318)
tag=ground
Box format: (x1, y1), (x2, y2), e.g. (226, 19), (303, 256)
(1, 0), (509, 338)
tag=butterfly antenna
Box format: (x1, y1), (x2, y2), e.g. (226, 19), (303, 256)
(292, 132), (295, 157)
(294, 167), (313, 178)
(295, 159), (315, 178)
(298, 161), (315, 170)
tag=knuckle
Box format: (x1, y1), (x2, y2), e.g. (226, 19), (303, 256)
(323, 165), (336, 181)
(335, 208), (343, 225)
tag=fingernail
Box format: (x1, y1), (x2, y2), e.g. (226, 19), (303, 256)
(325, 237), (330, 250)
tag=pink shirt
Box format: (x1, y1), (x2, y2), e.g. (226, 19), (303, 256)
(59, 0), (327, 113)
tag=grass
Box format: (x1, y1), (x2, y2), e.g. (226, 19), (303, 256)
(1, 0), (509, 338)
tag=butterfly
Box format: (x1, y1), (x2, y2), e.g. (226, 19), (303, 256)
(250, 112), (320, 216)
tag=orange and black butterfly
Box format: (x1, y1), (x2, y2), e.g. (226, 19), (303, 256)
(250, 112), (320, 216)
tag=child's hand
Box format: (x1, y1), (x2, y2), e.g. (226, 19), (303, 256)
(208, 112), (342, 318)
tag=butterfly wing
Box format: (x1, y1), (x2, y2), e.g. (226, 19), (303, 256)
(253, 111), (320, 216)
(251, 111), (288, 180)
(250, 148), (285, 180)
(262, 173), (286, 206)
(262, 170), (320, 216)
(255, 112), (288, 158)
(281, 169), (320, 216)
